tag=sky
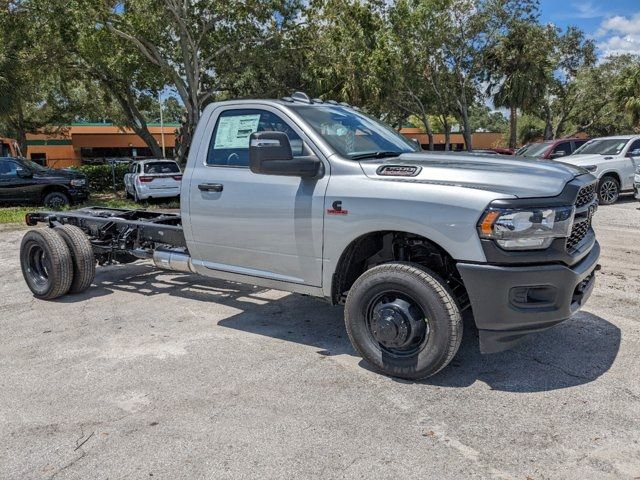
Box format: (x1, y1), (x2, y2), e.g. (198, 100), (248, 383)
(539, 0), (640, 57)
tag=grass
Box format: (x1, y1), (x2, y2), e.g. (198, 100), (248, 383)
(0, 192), (180, 225)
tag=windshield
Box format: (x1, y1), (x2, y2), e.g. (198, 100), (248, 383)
(289, 105), (419, 158)
(23, 159), (49, 172)
(574, 138), (630, 155)
(520, 142), (552, 158)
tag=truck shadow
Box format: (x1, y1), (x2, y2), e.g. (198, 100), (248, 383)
(61, 263), (620, 393)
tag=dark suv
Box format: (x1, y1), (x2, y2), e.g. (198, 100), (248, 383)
(517, 138), (589, 160)
(0, 157), (89, 208)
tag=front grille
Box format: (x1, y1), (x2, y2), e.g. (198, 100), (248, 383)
(566, 218), (590, 251)
(566, 182), (597, 253)
(575, 183), (596, 208)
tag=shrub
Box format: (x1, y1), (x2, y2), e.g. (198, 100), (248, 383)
(77, 164), (130, 192)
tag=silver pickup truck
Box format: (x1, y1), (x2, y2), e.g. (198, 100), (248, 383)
(20, 93), (601, 379)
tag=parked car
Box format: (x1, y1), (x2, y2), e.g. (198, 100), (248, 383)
(20, 92), (600, 380)
(124, 159), (182, 202)
(556, 135), (640, 205)
(634, 165), (640, 201)
(517, 138), (589, 160)
(0, 156), (88, 207)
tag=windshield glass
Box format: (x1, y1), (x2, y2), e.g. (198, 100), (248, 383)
(289, 105), (419, 158)
(23, 159), (49, 172)
(574, 138), (630, 155)
(520, 142), (552, 158)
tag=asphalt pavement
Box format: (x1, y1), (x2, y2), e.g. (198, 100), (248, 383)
(0, 198), (639, 479)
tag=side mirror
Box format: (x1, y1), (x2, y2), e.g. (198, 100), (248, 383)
(17, 167), (33, 178)
(550, 151), (566, 159)
(249, 131), (321, 178)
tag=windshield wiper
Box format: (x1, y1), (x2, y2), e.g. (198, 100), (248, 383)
(349, 151), (403, 160)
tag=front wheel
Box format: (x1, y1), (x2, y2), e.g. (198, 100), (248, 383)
(344, 263), (462, 380)
(43, 191), (70, 209)
(598, 175), (620, 205)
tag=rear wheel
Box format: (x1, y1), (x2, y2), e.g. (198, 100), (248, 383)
(20, 229), (73, 299)
(53, 225), (95, 294)
(598, 175), (620, 205)
(43, 191), (70, 209)
(344, 262), (462, 380)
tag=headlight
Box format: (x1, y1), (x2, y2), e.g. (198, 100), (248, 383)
(70, 179), (86, 187)
(478, 206), (575, 250)
(584, 165), (597, 173)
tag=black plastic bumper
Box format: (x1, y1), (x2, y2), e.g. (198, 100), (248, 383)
(68, 188), (90, 203)
(457, 241), (600, 354)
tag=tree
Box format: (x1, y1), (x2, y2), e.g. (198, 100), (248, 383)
(485, 21), (553, 149)
(538, 26), (596, 139)
(616, 64), (640, 131)
(100, 0), (302, 162)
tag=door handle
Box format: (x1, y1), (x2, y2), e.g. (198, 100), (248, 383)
(198, 183), (223, 192)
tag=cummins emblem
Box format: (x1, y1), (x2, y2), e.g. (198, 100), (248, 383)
(327, 200), (348, 215)
(377, 165), (421, 177)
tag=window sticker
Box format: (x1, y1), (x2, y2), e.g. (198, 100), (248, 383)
(214, 114), (261, 149)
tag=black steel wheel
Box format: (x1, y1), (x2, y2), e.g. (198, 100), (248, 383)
(43, 191), (70, 209)
(20, 229), (73, 299)
(598, 175), (620, 205)
(345, 262), (462, 379)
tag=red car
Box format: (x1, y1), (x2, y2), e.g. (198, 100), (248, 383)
(516, 138), (589, 160)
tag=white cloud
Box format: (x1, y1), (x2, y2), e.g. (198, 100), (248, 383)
(571, 1), (606, 19)
(596, 12), (640, 57)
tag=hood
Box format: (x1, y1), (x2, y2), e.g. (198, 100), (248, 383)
(35, 168), (85, 180)
(359, 152), (587, 198)
(556, 154), (610, 167)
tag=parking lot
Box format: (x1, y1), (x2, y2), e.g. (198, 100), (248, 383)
(0, 198), (639, 480)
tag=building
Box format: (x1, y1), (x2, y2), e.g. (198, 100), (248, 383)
(400, 128), (506, 151)
(25, 123), (179, 168)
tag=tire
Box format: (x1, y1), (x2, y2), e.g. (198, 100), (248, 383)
(53, 225), (95, 294)
(20, 228), (73, 300)
(43, 191), (70, 209)
(598, 175), (620, 205)
(344, 262), (462, 380)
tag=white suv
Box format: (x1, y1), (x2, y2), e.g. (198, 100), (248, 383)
(124, 159), (182, 202)
(558, 135), (640, 204)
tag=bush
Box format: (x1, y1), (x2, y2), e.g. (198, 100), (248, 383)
(77, 164), (130, 192)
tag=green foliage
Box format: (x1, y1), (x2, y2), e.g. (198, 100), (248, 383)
(615, 65), (640, 131)
(76, 164), (130, 192)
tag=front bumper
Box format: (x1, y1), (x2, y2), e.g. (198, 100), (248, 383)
(68, 187), (90, 203)
(457, 241), (600, 354)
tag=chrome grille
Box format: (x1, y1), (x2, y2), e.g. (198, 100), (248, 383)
(575, 183), (596, 208)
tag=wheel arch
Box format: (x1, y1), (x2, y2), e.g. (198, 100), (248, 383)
(41, 184), (70, 202)
(328, 230), (468, 308)
(599, 170), (621, 185)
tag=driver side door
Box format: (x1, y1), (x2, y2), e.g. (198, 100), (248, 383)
(0, 159), (30, 203)
(186, 105), (330, 287)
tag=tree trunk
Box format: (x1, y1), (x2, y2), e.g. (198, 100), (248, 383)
(543, 106), (553, 140)
(443, 116), (451, 151)
(458, 94), (472, 151)
(509, 105), (518, 150)
(422, 115), (434, 151)
(14, 101), (28, 157)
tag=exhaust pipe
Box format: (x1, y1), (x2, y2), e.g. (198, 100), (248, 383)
(153, 249), (196, 273)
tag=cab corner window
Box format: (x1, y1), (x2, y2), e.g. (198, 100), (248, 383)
(206, 109), (303, 167)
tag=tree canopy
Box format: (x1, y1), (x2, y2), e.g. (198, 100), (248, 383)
(1, 0), (639, 159)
